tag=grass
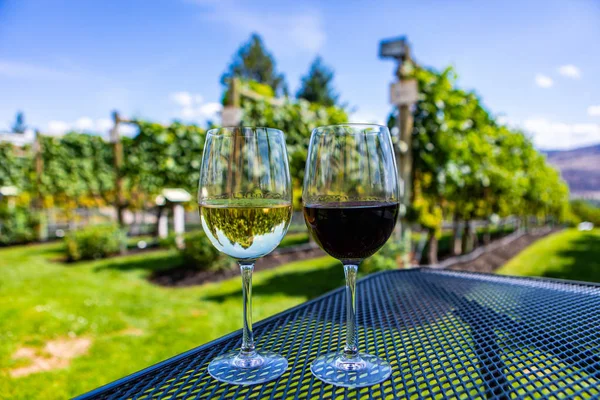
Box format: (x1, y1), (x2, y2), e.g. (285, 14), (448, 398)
(0, 242), (340, 400)
(278, 232), (309, 248)
(497, 228), (600, 283)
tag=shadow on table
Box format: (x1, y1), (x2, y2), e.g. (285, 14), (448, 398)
(544, 232), (600, 283)
(203, 262), (344, 303)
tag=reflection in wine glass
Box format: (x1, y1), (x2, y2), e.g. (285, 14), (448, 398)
(198, 127), (292, 385)
(303, 124), (400, 388)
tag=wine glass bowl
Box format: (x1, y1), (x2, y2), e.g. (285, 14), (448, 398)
(303, 202), (399, 263)
(303, 124), (400, 388)
(198, 127), (292, 385)
(200, 199), (292, 261)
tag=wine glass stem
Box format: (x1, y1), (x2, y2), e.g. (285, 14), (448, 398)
(240, 263), (255, 355)
(343, 264), (359, 359)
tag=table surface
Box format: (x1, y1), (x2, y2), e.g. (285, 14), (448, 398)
(76, 268), (600, 399)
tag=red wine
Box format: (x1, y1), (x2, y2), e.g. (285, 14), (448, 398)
(303, 202), (399, 262)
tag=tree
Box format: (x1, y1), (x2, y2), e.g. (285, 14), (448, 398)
(296, 56), (339, 107)
(0, 142), (30, 188)
(39, 133), (114, 208)
(240, 94), (348, 194)
(570, 200), (600, 225)
(221, 33), (287, 96)
(12, 111), (26, 134)
(124, 121), (207, 199)
(402, 65), (570, 262)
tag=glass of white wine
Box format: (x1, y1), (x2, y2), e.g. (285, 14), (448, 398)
(198, 127), (292, 385)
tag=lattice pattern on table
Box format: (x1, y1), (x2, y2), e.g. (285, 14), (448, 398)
(76, 269), (600, 399)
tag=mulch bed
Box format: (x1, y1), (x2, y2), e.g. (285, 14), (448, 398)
(149, 245), (326, 287)
(448, 229), (559, 274)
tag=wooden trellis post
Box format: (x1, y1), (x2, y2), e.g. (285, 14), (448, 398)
(110, 111), (126, 228)
(380, 36), (418, 267)
(33, 130), (47, 241)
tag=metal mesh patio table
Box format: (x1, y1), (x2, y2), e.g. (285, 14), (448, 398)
(75, 269), (600, 399)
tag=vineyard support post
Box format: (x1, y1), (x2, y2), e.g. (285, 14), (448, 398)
(110, 111), (127, 254)
(379, 36), (416, 267)
(110, 111), (124, 226)
(222, 77), (243, 126)
(224, 78), (243, 194)
(398, 44), (415, 268)
(173, 204), (185, 249)
(33, 130), (48, 241)
(158, 209), (168, 239)
(231, 77), (241, 108)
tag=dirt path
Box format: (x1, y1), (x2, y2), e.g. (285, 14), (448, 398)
(10, 337), (92, 378)
(448, 229), (558, 274)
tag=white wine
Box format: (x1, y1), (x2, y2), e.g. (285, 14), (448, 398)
(200, 199), (292, 261)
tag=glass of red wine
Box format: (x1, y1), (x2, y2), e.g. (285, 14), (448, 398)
(303, 124), (400, 388)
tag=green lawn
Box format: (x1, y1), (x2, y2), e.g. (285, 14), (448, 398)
(0, 243), (340, 400)
(498, 228), (600, 283)
(276, 232), (310, 248)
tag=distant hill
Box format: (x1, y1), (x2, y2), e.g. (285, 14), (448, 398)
(543, 144), (600, 200)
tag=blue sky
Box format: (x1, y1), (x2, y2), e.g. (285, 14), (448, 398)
(1, 0), (599, 149)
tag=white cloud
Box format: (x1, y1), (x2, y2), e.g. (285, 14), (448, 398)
(0, 60), (72, 80)
(587, 105), (600, 117)
(522, 117), (600, 150)
(191, 1), (325, 53)
(199, 102), (222, 116)
(350, 109), (386, 126)
(170, 91), (195, 108)
(96, 118), (113, 132)
(558, 64), (581, 79)
(45, 117), (138, 137)
(74, 117), (94, 131)
(496, 116), (509, 125)
(534, 74), (553, 88)
(497, 115), (523, 132)
(119, 124), (138, 136)
(169, 91), (222, 122)
(47, 120), (72, 135)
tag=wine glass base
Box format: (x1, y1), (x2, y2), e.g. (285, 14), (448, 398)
(208, 350), (288, 385)
(310, 352), (392, 388)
